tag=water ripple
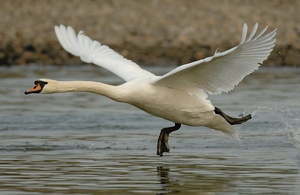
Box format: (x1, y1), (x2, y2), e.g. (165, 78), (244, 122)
(1, 66), (300, 194)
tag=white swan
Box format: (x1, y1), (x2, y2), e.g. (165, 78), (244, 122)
(25, 23), (276, 156)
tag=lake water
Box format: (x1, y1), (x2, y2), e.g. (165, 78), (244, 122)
(0, 65), (300, 194)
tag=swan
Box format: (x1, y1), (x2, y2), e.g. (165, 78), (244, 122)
(25, 23), (276, 156)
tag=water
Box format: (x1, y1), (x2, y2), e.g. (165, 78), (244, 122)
(0, 65), (300, 194)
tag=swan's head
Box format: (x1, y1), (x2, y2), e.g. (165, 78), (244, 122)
(25, 79), (58, 95)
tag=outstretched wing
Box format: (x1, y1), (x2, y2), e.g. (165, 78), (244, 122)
(54, 25), (154, 82)
(152, 23), (276, 95)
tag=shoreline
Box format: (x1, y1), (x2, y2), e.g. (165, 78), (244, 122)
(1, 0), (299, 66)
(1, 42), (298, 67)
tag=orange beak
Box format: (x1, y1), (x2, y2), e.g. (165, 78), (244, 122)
(25, 83), (42, 95)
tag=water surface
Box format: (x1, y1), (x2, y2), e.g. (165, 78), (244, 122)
(0, 65), (300, 194)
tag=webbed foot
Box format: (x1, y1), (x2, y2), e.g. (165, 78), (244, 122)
(157, 123), (181, 157)
(214, 107), (252, 125)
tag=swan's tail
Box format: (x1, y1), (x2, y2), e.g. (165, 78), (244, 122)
(207, 115), (240, 140)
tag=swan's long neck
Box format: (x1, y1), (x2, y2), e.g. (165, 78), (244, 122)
(43, 80), (124, 102)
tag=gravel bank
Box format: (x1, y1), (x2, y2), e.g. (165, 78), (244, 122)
(1, 0), (299, 66)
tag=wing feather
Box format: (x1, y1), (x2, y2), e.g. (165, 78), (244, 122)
(152, 23), (276, 95)
(54, 25), (154, 81)
(245, 23), (258, 42)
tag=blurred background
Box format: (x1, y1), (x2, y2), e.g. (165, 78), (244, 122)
(0, 0), (299, 66)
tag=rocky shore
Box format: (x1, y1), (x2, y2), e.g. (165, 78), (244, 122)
(1, 0), (299, 66)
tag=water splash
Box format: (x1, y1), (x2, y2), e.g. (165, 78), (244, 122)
(243, 104), (300, 148)
(286, 118), (300, 148)
(243, 104), (295, 118)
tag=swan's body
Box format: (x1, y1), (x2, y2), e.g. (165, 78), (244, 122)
(40, 79), (215, 126)
(25, 23), (276, 156)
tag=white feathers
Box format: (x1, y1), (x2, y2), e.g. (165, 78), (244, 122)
(153, 23), (277, 95)
(51, 23), (276, 140)
(54, 23), (276, 96)
(54, 25), (154, 81)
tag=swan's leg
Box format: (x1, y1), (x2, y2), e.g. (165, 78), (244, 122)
(157, 123), (181, 157)
(214, 107), (252, 125)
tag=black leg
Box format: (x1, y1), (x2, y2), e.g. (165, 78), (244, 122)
(157, 123), (181, 157)
(214, 107), (252, 125)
